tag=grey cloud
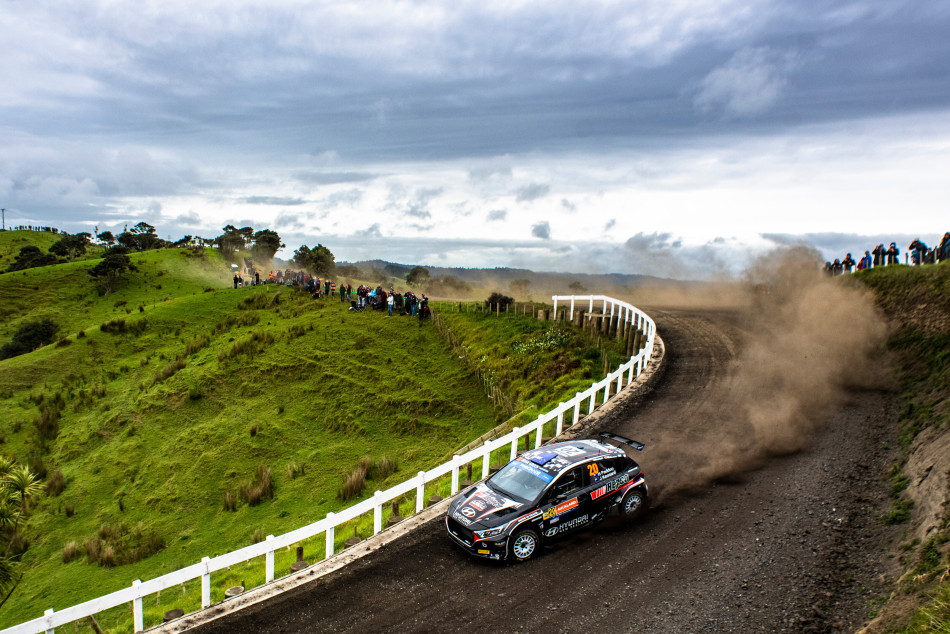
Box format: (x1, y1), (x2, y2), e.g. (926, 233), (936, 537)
(516, 183), (551, 203)
(561, 198), (577, 212)
(323, 188), (364, 208)
(604, 218), (616, 231)
(275, 213), (307, 230)
(243, 196), (306, 206)
(532, 221), (551, 240)
(353, 223), (383, 239)
(293, 172), (379, 185)
(487, 209), (507, 221)
(625, 232), (683, 252)
(694, 47), (795, 118)
(175, 211), (201, 225)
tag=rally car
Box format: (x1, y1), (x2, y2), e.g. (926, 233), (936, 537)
(445, 432), (648, 562)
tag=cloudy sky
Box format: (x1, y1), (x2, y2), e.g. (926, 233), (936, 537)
(2, 0), (948, 279)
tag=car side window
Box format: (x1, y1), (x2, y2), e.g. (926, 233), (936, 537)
(549, 466), (585, 501)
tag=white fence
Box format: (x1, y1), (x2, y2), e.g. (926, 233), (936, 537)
(4, 295), (655, 634)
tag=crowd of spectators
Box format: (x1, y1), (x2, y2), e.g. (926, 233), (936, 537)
(823, 233), (950, 275)
(231, 268), (430, 318)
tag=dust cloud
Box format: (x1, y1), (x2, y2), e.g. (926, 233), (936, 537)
(642, 246), (889, 502)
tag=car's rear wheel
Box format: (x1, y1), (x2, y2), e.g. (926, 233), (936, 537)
(509, 529), (540, 561)
(620, 488), (647, 520)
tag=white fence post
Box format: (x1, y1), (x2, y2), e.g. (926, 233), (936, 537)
(201, 556), (211, 608)
(451, 455), (461, 494)
(326, 513), (336, 559)
(573, 394), (581, 426)
(603, 380), (610, 403)
(556, 403), (564, 436)
(588, 390), (596, 414)
(132, 579), (143, 632)
(265, 535), (275, 582)
(628, 360), (635, 384)
(44, 608), (54, 634)
(509, 427), (520, 461)
(481, 441), (491, 480)
(374, 491), (383, 534)
(416, 472), (426, 513)
(534, 416), (544, 448)
(570, 297), (575, 319)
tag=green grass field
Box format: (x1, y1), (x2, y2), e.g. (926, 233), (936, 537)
(0, 232), (628, 630)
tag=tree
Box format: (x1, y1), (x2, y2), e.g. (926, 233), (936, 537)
(0, 318), (58, 360)
(485, 292), (514, 312)
(129, 222), (158, 251)
(0, 459), (44, 609)
(97, 231), (116, 246)
(251, 229), (284, 260)
(89, 252), (136, 294)
(568, 281), (587, 293)
(405, 266), (430, 287)
(48, 233), (90, 260)
(292, 244), (335, 276)
(4, 246), (60, 273)
(214, 226), (245, 259)
(237, 227), (254, 249)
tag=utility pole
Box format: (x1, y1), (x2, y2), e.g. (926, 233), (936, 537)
(1, 209), (5, 231)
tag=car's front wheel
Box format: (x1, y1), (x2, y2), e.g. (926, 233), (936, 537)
(620, 488), (647, 520)
(509, 529), (540, 562)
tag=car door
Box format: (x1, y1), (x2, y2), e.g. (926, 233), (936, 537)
(539, 465), (591, 541)
(586, 458), (624, 516)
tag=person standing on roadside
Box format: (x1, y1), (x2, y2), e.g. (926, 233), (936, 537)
(387, 292), (394, 316)
(842, 253), (856, 273)
(872, 244), (885, 267)
(886, 242), (900, 265)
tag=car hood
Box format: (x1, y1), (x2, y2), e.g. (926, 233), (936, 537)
(449, 482), (525, 529)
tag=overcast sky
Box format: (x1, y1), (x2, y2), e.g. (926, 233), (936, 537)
(2, 0), (948, 279)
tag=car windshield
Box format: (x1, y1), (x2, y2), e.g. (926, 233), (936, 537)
(488, 459), (553, 503)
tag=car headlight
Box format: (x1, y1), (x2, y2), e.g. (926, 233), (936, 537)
(474, 524), (509, 541)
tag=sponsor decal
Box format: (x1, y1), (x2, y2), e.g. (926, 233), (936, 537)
(590, 473), (629, 500)
(543, 514), (589, 537)
(541, 496), (578, 520)
(453, 511), (472, 525)
(469, 498), (488, 511)
(593, 467), (616, 483)
(553, 445), (586, 457)
(460, 506), (476, 518)
(477, 549), (491, 555)
(512, 459), (554, 482)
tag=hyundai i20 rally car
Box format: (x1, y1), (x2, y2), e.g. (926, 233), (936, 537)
(445, 432), (647, 562)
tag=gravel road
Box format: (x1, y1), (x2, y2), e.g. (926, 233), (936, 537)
(193, 307), (901, 633)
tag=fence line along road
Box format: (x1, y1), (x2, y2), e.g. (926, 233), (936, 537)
(4, 295), (655, 634)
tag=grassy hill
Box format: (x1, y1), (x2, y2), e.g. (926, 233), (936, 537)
(0, 234), (625, 630)
(849, 262), (950, 631)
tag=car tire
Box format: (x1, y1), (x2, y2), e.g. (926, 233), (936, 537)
(620, 488), (647, 521)
(509, 529), (540, 562)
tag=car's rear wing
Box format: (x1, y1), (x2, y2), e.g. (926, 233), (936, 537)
(599, 432), (645, 452)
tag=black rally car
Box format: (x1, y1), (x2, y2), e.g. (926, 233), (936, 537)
(445, 432), (647, 561)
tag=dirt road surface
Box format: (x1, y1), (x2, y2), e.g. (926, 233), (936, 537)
(193, 308), (900, 633)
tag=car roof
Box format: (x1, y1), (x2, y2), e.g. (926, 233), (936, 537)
(516, 439), (625, 478)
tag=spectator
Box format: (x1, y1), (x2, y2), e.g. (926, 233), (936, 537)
(939, 233), (950, 263)
(387, 292), (394, 316)
(841, 253), (856, 273)
(908, 238), (927, 265)
(872, 244), (885, 267)
(886, 242), (900, 265)
(858, 251), (872, 271)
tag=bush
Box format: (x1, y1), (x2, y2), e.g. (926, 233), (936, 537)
(485, 292), (514, 312)
(62, 540), (80, 563)
(0, 318), (59, 360)
(239, 465), (274, 507)
(46, 470), (66, 497)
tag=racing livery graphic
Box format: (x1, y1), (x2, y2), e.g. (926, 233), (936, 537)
(445, 433), (648, 561)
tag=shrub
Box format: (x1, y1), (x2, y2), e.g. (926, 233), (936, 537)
(0, 318), (58, 359)
(152, 358), (186, 385)
(62, 540), (79, 563)
(46, 470), (66, 497)
(285, 462), (305, 479)
(223, 491), (237, 512)
(185, 335), (209, 355)
(249, 424), (259, 437)
(64, 502), (75, 517)
(239, 465), (274, 507)
(251, 528), (264, 544)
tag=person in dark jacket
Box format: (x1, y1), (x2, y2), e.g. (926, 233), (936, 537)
(872, 244), (885, 267)
(886, 242), (900, 265)
(908, 238), (928, 265)
(841, 253), (856, 273)
(938, 233), (950, 263)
